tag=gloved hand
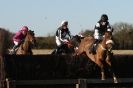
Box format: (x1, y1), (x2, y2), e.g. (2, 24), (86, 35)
(63, 39), (69, 43)
(21, 39), (24, 43)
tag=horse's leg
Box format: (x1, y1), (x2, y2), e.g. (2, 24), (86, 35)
(28, 47), (33, 55)
(96, 58), (105, 80)
(106, 54), (118, 83)
(85, 46), (106, 80)
(85, 47), (95, 62)
(76, 44), (84, 55)
(86, 50), (105, 80)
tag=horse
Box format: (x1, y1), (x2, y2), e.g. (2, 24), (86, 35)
(16, 30), (36, 55)
(76, 32), (118, 83)
(51, 35), (83, 55)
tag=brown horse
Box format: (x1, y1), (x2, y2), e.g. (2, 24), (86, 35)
(76, 32), (118, 83)
(16, 30), (36, 55)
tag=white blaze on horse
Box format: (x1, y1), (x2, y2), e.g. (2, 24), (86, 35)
(76, 32), (118, 83)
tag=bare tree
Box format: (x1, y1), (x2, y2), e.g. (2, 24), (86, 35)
(113, 22), (133, 49)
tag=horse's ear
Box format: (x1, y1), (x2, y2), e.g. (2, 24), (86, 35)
(28, 30), (34, 33)
(32, 31), (34, 34)
(28, 30), (34, 32)
(32, 31), (35, 36)
(28, 30), (35, 36)
(29, 30), (34, 33)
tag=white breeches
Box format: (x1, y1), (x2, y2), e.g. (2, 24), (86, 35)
(14, 41), (19, 45)
(94, 29), (103, 40)
(56, 36), (61, 46)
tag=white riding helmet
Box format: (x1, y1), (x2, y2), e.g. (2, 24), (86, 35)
(61, 20), (68, 26)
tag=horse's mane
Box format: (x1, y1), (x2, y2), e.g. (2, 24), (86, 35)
(27, 30), (35, 36)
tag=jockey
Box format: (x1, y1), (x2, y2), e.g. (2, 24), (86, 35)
(55, 20), (72, 53)
(89, 14), (113, 54)
(12, 26), (29, 54)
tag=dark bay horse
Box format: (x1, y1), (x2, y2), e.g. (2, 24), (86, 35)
(16, 30), (36, 55)
(76, 32), (118, 83)
(51, 35), (83, 55)
(65, 35), (84, 54)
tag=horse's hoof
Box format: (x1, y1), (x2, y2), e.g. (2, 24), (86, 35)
(101, 78), (106, 80)
(114, 79), (118, 83)
(114, 81), (118, 83)
(113, 77), (118, 83)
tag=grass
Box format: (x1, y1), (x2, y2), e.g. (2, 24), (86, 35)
(113, 50), (133, 55)
(32, 49), (133, 55)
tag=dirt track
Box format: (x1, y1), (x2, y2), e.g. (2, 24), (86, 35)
(33, 49), (53, 55)
(32, 49), (133, 55)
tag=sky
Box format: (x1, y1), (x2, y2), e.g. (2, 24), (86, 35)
(0, 0), (133, 36)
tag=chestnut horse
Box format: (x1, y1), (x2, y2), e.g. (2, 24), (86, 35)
(76, 32), (118, 83)
(16, 30), (36, 55)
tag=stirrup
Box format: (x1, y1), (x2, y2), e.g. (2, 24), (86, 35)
(89, 45), (96, 54)
(89, 47), (93, 54)
(10, 50), (16, 54)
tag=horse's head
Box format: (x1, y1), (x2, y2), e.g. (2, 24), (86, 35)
(62, 35), (83, 54)
(71, 35), (84, 47)
(26, 30), (36, 46)
(104, 31), (112, 39)
(103, 31), (114, 51)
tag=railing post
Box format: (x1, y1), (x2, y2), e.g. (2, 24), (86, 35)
(76, 79), (80, 88)
(5, 78), (10, 88)
(76, 79), (87, 88)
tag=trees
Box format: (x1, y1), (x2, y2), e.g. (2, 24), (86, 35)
(0, 28), (13, 54)
(36, 36), (56, 49)
(113, 22), (133, 49)
(1, 22), (133, 50)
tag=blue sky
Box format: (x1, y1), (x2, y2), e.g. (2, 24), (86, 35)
(0, 0), (133, 36)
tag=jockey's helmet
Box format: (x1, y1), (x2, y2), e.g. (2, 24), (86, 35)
(61, 20), (68, 26)
(21, 26), (29, 32)
(101, 14), (108, 22)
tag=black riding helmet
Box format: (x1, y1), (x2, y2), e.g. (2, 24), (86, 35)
(101, 14), (108, 22)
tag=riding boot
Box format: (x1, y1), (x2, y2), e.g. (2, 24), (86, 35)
(55, 47), (59, 54)
(12, 45), (18, 54)
(89, 39), (98, 54)
(12, 42), (22, 54)
(56, 46), (62, 54)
